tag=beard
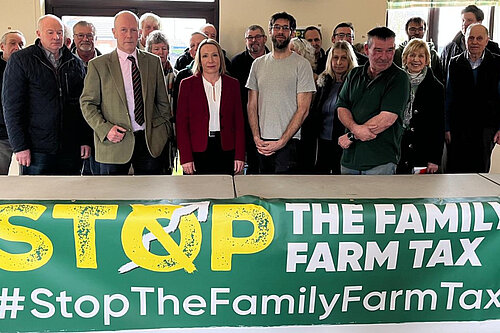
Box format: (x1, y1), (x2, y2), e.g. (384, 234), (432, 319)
(272, 35), (291, 50)
(249, 43), (262, 53)
(78, 43), (93, 52)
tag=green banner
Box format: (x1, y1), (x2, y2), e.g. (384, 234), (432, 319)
(0, 196), (499, 332)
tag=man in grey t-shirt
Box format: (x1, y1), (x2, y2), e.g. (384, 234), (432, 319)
(246, 11), (316, 174)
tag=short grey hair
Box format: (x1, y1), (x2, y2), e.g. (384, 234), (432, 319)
(139, 12), (161, 29)
(246, 24), (265, 37)
(146, 30), (169, 52)
(1, 30), (25, 45)
(290, 37), (316, 69)
(72, 21), (96, 34)
(64, 24), (72, 39)
(37, 14), (63, 31)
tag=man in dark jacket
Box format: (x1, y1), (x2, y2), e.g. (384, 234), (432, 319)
(172, 32), (207, 116)
(0, 30), (25, 175)
(175, 32), (207, 71)
(71, 20), (101, 175)
(231, 24), (269, 174)
(440, 5), (500, 82)
(2, 14), (91, 175)
(71, 20), (102, 67)
(329, 22), (368, 66)
(445, 24), (500, 173)
(304, 26), (327, 75)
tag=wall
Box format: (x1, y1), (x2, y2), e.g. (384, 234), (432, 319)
(5, 0), (387, 56)
(220, 0), (387, 58)
(0, 0), (44, 44)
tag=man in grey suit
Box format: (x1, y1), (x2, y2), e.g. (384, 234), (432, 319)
(80, 10), (172, 175)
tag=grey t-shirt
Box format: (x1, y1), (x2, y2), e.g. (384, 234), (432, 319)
(246, 52), (316, 140)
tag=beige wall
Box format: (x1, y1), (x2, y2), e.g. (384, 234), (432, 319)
(8, 0), (387, 55)
(220, 0), (387, 58)
(0, 0), (44, 45)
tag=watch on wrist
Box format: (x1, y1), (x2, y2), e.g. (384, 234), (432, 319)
(347, 132), (355, 142)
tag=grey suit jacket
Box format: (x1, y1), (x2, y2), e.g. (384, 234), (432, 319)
(80, 49), (172, 164)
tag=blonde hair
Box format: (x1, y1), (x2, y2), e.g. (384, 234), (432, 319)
(290, 37), (316, 69)
(402, 38), (430, 67)
(323, 41), (357, 80)
(192, 38), (226, 76)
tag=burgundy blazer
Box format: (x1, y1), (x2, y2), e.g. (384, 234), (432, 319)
(176, 73), (245, 164)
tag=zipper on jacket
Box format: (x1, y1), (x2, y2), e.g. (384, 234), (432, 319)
(64, 73), (69, 97)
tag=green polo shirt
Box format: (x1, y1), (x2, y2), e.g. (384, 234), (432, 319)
(337, 63), (410, 171)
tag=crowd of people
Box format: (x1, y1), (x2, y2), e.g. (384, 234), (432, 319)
(0, 5), (499, 176)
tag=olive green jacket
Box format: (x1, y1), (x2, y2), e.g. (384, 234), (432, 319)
(80, 49), (172, 164)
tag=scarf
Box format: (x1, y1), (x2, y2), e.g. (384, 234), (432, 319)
(403, 66), (427, 128)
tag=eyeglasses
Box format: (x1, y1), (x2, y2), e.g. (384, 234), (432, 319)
(334, 33), (353, 39)
(245, 34), (265, 41)
(408, 27), (425, 33)
(74, 33), (95, 40)
(272, 25), (291, 32)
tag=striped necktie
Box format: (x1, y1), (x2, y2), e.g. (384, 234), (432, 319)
(127, 55), (144, 126)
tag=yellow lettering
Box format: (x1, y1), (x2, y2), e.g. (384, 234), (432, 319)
(0, 204), (51, 271)
(211, 204), (274, 271)
(53, 204), (118, 269)
(121, 205), (201, 273)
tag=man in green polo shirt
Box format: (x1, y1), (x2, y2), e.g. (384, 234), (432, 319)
(337, 27), (410, 175)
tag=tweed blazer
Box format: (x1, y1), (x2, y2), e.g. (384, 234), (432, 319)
(80, 49), (172, 163)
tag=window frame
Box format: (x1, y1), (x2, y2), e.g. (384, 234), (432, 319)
(46, 0), (219, 34)
(387, 5), (497, 55)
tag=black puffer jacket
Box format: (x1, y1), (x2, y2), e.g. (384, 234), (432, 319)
(2, 39), (91, 154)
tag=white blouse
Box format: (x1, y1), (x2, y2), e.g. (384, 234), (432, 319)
(202, 76), (222, 132)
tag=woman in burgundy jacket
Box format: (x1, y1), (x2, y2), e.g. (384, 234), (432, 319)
(176, 39), (245, 174)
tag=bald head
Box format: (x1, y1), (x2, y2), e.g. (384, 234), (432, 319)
(113, 11), (140, 53)
(1, 31), (25, 61)
(37, 14), (63, 31)
(189, 32), (208, 58)
(200, 23), (217, 40)
(36, 15), (64, 54)
(465, 23), (489, 58)
(114, 10), (139, 28)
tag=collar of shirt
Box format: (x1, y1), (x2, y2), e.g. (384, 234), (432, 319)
(40, 45), (63, 68)
(117, 48), (138, 64)
(116, 47), (144, 132)
(73, 49), (97, 65)
(466, 50), (485, 70)
(202, 75), (222, 132)
(202, 75), (222, 100)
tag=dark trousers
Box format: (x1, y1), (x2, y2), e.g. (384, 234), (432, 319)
(245, 139), (259, 175)
(447, 126), (496, 173)
(81, 155), (101, 175)
(99, 131), (163, 175)
(22, 151), (81, 175)
(192, 133), (234, 175)
(258, 139), (299, 174)
(315, 138), (342, 175)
